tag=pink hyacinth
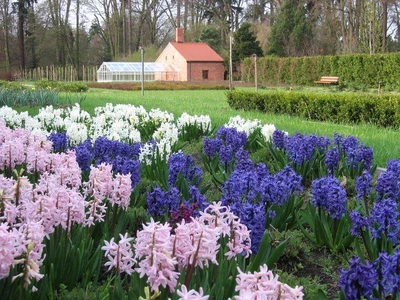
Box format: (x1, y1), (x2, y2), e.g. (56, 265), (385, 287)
(12, 220), (46, 292)
(102, 233), (135, 275)
(0, 138), (25, 171)
(5, 174), (34, 225)
(0, 223), (19, 279)
(25, 134), (53, 174)
(46, 151), (82, 188)
(109, 173), (132, 210)
(84, 163), (114, 226)
(176, 285), (209, 300)
(134, 218), (179, 292)
(31, 173), (85, 234)
(173, 218), (220, 270)
(199, 202), (252, 260)
(234, 264), (304, 300)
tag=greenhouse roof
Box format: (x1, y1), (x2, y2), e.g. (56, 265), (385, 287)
(99, 62), (172, 72)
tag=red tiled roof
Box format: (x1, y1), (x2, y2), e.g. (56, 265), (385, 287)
(170, 42), (224, 62)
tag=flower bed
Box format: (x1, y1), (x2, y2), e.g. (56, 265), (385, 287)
(0, 104), (399, 299)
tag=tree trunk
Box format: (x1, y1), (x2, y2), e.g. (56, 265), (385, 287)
(76, 0), (80, 79)
(382, 0), (387, 52)
(18, 1), (25, 70)
(2, 0), (10, 71)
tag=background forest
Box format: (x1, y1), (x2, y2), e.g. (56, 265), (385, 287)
(1, 0), (400, 79)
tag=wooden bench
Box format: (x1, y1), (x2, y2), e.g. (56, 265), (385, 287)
(314, 76), (339, 85)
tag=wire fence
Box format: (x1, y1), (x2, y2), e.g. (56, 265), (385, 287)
(17, 65), (98, 82)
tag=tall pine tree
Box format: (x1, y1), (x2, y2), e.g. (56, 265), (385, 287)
(267, 0), (314, 57)
(232, 22), (263, 65)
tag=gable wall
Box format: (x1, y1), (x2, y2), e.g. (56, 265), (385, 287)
(155, 43), (187, 81)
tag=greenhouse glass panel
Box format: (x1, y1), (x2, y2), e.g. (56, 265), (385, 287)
(97, 62), (177, 82)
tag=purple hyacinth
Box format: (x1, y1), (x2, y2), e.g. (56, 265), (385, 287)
(387, 159), (400, 178)
(260, 166), (303, 206)
(93, 137), (141, 163)
(376, 170), (400, 201)
(146, 186), (180, 217)
(284, 133), (331, 165)
(355, 170), (373, 200)
(375, 249), (400, 297)
(337, 135), (374, 171)
(230, 201), (266, 253)
(349, 210), (370, 236)
(219, 144), (234, 164)
(203, 136), (223, 157)
(339, 256), (378, 300)
(187, 185), (208, 213)
(325, 147), (340, 173)
(220, 163), (268, 205)
(74, 138), (93, 172)
(168, 151), (202, 186)
(234, 148), (254, 172)
(216, 126), (248, 150)
(220, 163), (270, 252)
(272, 129), (287, 149)
(311, 176), (347, 219)
(370, 198), (400, 244)
(111, 156), (141, 188)
(48, 131), (69, 152)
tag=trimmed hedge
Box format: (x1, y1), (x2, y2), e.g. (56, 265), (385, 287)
(34, 80), (89, 93)
(226, 90), (400, 129)
(241, 53), (400, 90)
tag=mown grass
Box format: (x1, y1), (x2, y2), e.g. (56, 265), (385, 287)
(16, 87), (400, 167)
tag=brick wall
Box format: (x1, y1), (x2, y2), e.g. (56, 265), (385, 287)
(188, 62), (225, 81)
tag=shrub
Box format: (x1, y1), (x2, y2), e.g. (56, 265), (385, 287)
(226, 90), (400, 129)
(35, 80), (88, 93)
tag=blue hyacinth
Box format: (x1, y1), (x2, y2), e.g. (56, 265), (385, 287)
(272, 129), (287, 150)
(48, 131), (69, 153)
(74, 138), (93, 172)
(220, 162), (270, 252)
(339, 256), (378, 300)
(168, 151), (203, 186)
(147, 186), (180, 217)
(376, 170), (400, 201)
(311, 176), (347, 219)
(325, 147), (340, 173)
(260, 166), (303, 206)
(370, 198), (400, 244)
(284, 133), (331, 165)
(355, 170), (373, 201)
(349, 210), (370, 236)
(375, 249), (400, 297)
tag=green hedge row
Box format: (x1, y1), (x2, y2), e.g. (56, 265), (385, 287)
(241, 53), (400, 89)
(34, 80), (88, 93)
(226, 90), (400, 129)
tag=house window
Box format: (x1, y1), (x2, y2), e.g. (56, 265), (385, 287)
(202, 70), (209, 79)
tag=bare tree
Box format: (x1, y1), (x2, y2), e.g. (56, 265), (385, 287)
(1, 0), (11, 71)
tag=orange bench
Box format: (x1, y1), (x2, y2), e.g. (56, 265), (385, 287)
(314, 76), (339, 85)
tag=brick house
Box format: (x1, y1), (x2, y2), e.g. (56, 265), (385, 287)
(155, 28), (225, 81)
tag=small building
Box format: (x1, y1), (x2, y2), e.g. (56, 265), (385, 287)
(96, 28), (225, 82)
(155, 28), (225, 81)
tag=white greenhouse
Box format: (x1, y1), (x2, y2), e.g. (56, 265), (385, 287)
(97, 62), (179, 82)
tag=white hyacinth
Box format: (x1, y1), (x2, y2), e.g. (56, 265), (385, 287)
(177, 112), (211, 131)
(225, 115), (262, 137)
(260, 124), (277, 142)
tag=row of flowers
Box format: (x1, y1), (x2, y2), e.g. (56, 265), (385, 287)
(0, 103), (399, 299)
